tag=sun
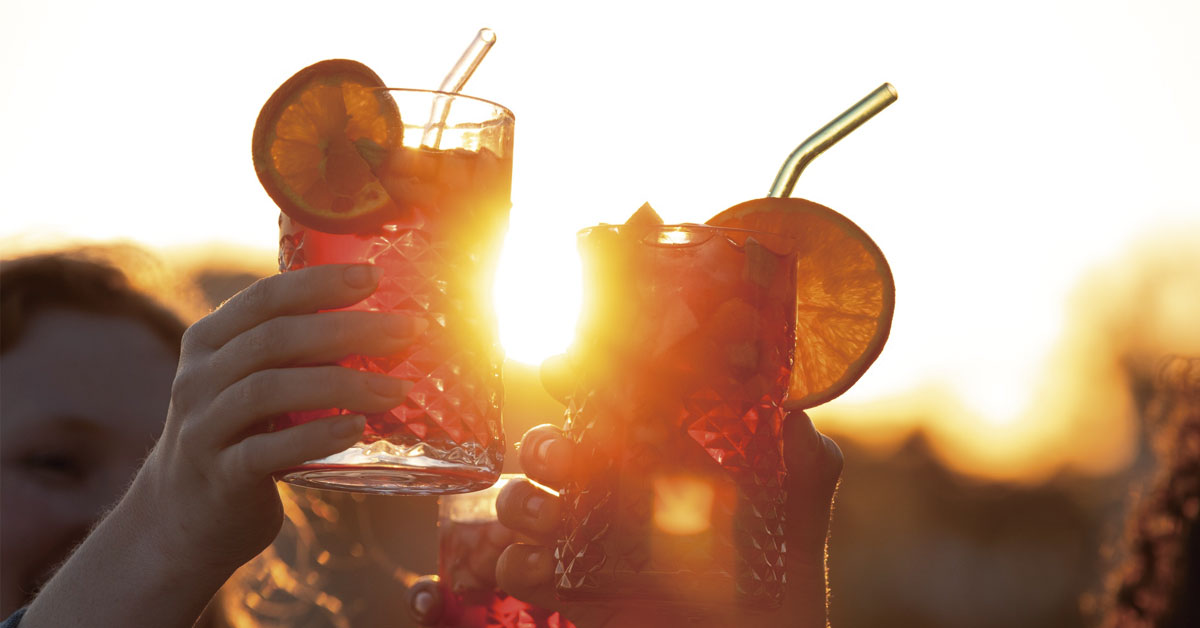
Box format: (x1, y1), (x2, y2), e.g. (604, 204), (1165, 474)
(492, 218), (582, 366)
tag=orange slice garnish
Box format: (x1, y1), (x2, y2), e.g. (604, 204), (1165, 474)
(252, 59), (402, 234)
(707, 197), (894, 409)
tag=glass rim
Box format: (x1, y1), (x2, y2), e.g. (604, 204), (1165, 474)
(577, 223), (801, 256)
(375, 87), (515, 121)
(579, 222), (782, 236)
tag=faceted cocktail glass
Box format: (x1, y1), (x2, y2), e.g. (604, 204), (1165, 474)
(555, 224), (797, 609)
(275, 88), (514, 495)
(409, 476), (573, 627)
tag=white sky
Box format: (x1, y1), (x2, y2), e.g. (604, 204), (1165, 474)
(2, 0), (1198, 438)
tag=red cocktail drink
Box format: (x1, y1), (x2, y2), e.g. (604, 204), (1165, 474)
(556, 224), (796, 609)
(414, 477), (573, 627)
(274, 88), (514, 494)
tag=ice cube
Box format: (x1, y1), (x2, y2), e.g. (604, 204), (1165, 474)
(625, 202), (664, 228)
(624, 202), (665, 243)
(743, 237), (782, 289)
(652, 300), (701, 357)
(726, 341), (759, 377)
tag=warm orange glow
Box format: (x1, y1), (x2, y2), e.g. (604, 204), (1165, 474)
(652, 474), (717, 535)
(815, 227), (1200, 482)
(4, 1), (1199, 489)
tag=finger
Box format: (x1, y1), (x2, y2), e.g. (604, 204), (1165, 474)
(497, 478), (561, 542)
(495, 544), (615, 628)
(210, 311), (427, 388)
(495, 543), (561, 611)
(516, 425), (575, 488)
(782, 410), (842, 553)
(783, 410), (844, 505)
(405, 575), (445, 626)
(184, 264), (382, 351)
(220, 413), (366, 479)
(539, 353), (576, 404)
(780, 410), (843, 628)
(203, 367), (413, 447)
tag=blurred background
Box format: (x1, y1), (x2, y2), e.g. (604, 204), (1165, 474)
(3, 1), (1198, 626)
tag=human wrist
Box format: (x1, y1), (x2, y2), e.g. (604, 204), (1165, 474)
(122, 474), (236, 587)
(121, 454), (248, 582)
(20, 481), (231, 628)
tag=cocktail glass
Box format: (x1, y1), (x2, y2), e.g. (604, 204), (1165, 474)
(555, 224), (797, 610)
(275, 88), (514, 495)
(409, 475), (573, 627)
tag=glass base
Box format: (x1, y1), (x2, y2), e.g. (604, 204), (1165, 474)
(275, 440), (500, 495)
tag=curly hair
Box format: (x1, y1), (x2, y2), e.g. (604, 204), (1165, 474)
(1103, 356), (1200, 628)
(1, 246), (192, 356)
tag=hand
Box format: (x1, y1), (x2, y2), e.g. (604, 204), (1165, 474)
(133, 263), (426, 572)
(21, 264), (426, 627)
(494, 412), (843, 628)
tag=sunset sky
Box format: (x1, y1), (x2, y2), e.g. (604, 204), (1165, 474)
(3, 0), (1198, 479)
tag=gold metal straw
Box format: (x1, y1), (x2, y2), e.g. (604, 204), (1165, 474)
(769, 83), (898, 198)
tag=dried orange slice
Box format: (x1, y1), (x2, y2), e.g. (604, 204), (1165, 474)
(707, 197), (894, 409)
(252, 59), (402, 234)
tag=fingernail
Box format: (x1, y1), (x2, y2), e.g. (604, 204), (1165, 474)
(412, 589), (435, 615)
(368, 376), (414, 399)
(344, 265), (381, 289)
(535, 437), (557, 465)
(408, 576), (442, 624)
(523, 492), (546, 518)
(387, 315), (428, 338)
(331, 414), (365, 438)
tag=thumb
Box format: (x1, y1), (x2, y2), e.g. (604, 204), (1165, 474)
(783, 410), (843, 509)
(780, 410), (843, 627)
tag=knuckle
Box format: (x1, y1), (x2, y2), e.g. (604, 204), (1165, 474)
(238, 277), (273, 313)
(175, 413), (204, 447)
(235, 441), (263, 479)
(180, 317), (214, 352)
(335, 313), (363, 347)
(220, 442), (255, 484)
(169, 363), (192, 397)
(240, 322), (275, 358)
(230, 371), (272, 412)
(327, 365), (362, 392)
(331, 311), (378, 353)
(168, 360), (203, 411)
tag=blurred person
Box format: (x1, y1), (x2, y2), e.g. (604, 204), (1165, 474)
(1, 248), (194, 619)
(1102, 356), (1200, 628)
(4, 257), (428, 627)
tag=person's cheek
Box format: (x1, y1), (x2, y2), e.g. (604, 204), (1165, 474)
(4, 470), (105, 589)
(1, 473), (69, 613)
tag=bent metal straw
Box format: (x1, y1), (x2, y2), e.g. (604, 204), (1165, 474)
(770, 82), (898, 198)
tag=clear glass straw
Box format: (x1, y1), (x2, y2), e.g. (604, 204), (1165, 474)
(769, 83), (897, 198)
(421, 28), (497, 149)
(438, 27), (497, 94)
